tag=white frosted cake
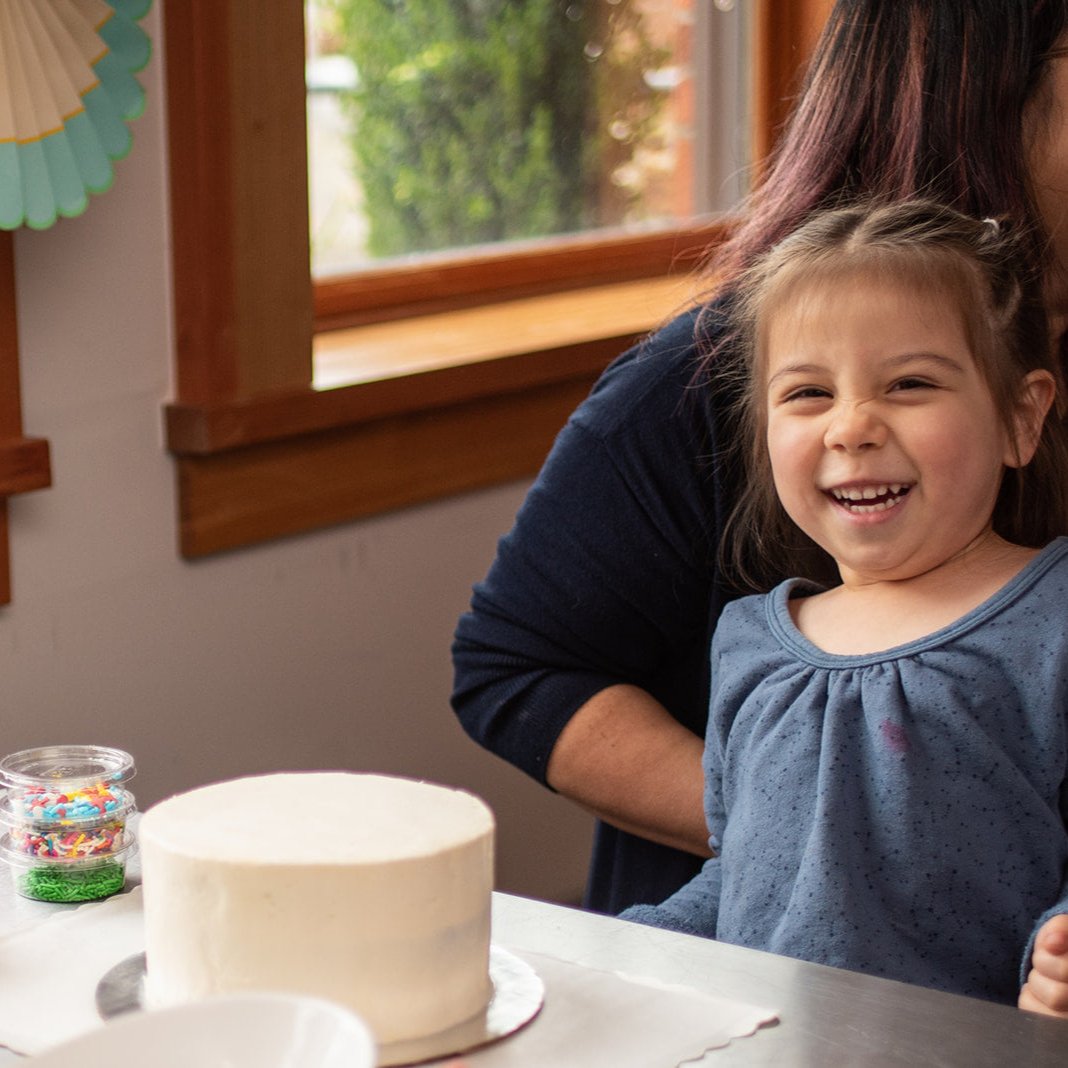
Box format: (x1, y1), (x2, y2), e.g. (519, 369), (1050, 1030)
(139, 772), (495, 1046)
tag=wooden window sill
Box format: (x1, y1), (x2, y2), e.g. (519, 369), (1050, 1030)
(314, 274), (696, 388)
(165, 276), (696, 558)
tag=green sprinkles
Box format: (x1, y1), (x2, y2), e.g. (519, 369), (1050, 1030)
(18, 861), (125, 902)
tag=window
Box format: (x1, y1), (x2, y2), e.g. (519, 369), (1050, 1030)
(307, 0), (748, 389)
(306, 1), (747, 278)
(162, 1), (831, 558)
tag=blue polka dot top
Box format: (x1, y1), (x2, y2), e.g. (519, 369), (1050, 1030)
(622, 537), (1068, 1004)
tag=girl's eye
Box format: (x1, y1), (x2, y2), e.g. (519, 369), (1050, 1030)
(783, 386), (831, 402)
(891, 377), (936, 392)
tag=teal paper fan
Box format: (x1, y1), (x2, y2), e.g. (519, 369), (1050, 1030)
(0, 0), (153, 230)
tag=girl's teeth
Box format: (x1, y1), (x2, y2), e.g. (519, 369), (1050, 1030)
(844, 498), (901, 514)
(830, 483), (909, 512)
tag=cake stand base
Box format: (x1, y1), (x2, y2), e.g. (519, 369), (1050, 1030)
(97, 944), (544, 1065)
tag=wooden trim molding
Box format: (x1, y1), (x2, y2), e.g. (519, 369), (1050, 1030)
(751, 0), (833, 163)
(163, 0), (312, 404)
(167, 276), (686, 554)
(176, 376), (598, 557)
(314, 224), (723, 331)
(167, 336), (639, 456)
(0, 437), (52, 497)
(0, 233), (53, 604)
(168, 275), (697, 454)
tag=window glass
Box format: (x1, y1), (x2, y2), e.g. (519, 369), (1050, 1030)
(306, 0), (750, 278)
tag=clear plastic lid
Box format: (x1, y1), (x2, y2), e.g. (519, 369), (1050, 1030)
(0, 745), (137, 831)
(0, 745), (135, 790)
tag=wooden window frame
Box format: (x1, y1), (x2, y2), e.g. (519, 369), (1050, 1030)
(161, 0), (831, 558)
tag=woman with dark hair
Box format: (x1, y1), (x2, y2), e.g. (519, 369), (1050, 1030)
(452, 0), (1068, 951)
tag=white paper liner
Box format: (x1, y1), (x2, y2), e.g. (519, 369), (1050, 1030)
(0, 886), (144, 1055)
(0, 885), (778, 1065)
(460, 951), (778, 1067)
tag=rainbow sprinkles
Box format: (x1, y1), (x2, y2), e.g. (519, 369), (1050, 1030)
(0, 745), (137, 902)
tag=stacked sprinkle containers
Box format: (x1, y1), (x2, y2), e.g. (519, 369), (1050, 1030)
(0, 746), (136, 902)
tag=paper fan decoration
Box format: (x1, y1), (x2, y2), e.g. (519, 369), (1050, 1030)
(0, 0), (152, 230)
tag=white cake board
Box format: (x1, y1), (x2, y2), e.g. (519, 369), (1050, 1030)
(97, 944), (544, 1066)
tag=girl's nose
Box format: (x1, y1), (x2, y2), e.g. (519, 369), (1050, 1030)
(823, 398), (886, 452)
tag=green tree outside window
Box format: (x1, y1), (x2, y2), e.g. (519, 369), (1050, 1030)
(327, 0), (669, 258)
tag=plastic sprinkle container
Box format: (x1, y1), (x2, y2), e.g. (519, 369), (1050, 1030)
(0, 745), (136, 902)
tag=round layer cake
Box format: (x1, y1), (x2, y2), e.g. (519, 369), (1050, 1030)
(139, 772), (495, 1046)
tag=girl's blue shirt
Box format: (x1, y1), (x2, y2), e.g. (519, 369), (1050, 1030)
(624, 537), (1068, 1003)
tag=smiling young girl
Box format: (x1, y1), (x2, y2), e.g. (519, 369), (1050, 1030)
(621, 200), (1068, 1013)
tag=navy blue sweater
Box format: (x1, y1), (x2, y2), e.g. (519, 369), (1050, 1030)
(451, 306), (745, 913)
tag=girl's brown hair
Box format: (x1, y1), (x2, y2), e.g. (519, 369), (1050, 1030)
(721, 199), (1068, 591)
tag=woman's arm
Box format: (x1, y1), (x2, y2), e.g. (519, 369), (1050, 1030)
(451, 307), (738, 908)
(546, 683), (710, 857)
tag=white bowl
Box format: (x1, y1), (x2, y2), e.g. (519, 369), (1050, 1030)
(25, 992), (376, 1067)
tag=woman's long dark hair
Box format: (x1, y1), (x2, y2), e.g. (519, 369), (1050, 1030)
(703, 0), (1068, 591)
(714, 1), (1067, 282)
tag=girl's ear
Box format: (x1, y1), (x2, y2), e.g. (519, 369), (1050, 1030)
(1005, 369), (1057, 468)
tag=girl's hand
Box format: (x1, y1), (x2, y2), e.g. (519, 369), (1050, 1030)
(1019, 914), (1068, 1017)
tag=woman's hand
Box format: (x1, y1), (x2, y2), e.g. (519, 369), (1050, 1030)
(1019, 914), (1068, 1017)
